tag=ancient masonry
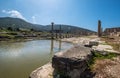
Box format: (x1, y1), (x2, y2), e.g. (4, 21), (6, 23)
(104, 27), (120, 36)
(98, 20), (102, 37)
(52, 45), (92, 78)
(51, 22), (54, 39)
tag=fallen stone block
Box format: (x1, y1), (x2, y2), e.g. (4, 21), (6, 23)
(30, 63), (54, 78)
(52, 45), (93, 78)
(89, 41), (99, 46)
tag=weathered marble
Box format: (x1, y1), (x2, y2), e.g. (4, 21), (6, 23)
(52, 45), (92, 78)
(30, 63), (54, 78)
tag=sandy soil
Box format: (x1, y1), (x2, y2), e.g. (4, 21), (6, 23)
(93, 56), (120, 78)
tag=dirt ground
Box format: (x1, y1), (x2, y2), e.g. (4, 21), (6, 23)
(80, 36), (120, 78)
(81, 56), (120, 78)
(101, 36), (120, 52)
(93, 56), (120, 78)
(92, 36), (120, 78)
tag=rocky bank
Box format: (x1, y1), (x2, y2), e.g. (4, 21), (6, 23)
(30, 36), (120, 78)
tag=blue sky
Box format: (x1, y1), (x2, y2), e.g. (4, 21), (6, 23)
(0, 0), (120, 31)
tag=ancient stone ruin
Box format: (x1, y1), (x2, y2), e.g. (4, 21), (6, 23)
(98, 20), (102, 37)
(52, 45), (93, 78)
(104, 27), (120, 36)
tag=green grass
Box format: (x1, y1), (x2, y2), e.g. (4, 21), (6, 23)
(93, 51), (117, 59)
(109, 43), (120, 51)
(101, 36), (120, 51)
(87, 51), (118, 70)
(0, 33), (15, 39)
(99, 42), (108, 45)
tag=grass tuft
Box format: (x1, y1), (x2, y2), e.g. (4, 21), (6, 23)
(87, 51), (118, 70)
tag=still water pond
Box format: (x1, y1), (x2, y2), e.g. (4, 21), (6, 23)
(0, 40), (73, 78)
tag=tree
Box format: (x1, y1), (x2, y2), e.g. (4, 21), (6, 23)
(16, 28), (20, 31)
(7, 27), (13, 31)
(30, 28), (34, 31)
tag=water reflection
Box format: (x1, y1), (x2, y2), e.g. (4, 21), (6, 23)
(0, 40), (72, 78)
(50, 39), (62, 59)
(50, 39), (54, 60)
(50, 39), (54, 54)
(59, 39), (62, 51)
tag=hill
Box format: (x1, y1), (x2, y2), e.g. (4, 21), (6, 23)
(0, 17), (95, 34)
(44, 25), (95, 34)
(0, 17), (43, 31)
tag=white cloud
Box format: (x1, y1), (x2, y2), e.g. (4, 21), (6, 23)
(2, 10), (6, 13)
(2, 10), (26, 20)
(32, 16), (37, 24)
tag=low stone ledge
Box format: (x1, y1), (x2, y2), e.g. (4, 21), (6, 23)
(89, 41), (99, 46)
(30, 63), (54, 78)
(52, 45), (93, 78)
(84, 41), (99, 48)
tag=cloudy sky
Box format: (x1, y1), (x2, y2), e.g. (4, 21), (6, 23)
(0, 0), (120, 31)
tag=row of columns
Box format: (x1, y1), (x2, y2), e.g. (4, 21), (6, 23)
(51, 22), (93, 39)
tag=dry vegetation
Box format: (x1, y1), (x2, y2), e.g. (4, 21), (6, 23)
(101, 36), (120, 52)
(91, 36), (120, 78)
(93, 56), (120, 78)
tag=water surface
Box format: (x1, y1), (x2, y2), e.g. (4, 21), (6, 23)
(0, 40), (73, 78)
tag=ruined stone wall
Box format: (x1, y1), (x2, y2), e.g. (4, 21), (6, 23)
(104, 27), (120, 36)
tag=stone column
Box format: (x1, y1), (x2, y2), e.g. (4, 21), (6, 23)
(98, 20), (102, 37)
(51, 22), (54, 39)
(59, 25), (62, 39)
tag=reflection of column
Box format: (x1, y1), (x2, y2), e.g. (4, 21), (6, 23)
(50, 39), (54, 59)
(56, 31), (57, 39)
(59, 39), (62, 51)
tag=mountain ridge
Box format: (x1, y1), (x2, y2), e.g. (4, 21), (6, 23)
(0, 17), (96, 34)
